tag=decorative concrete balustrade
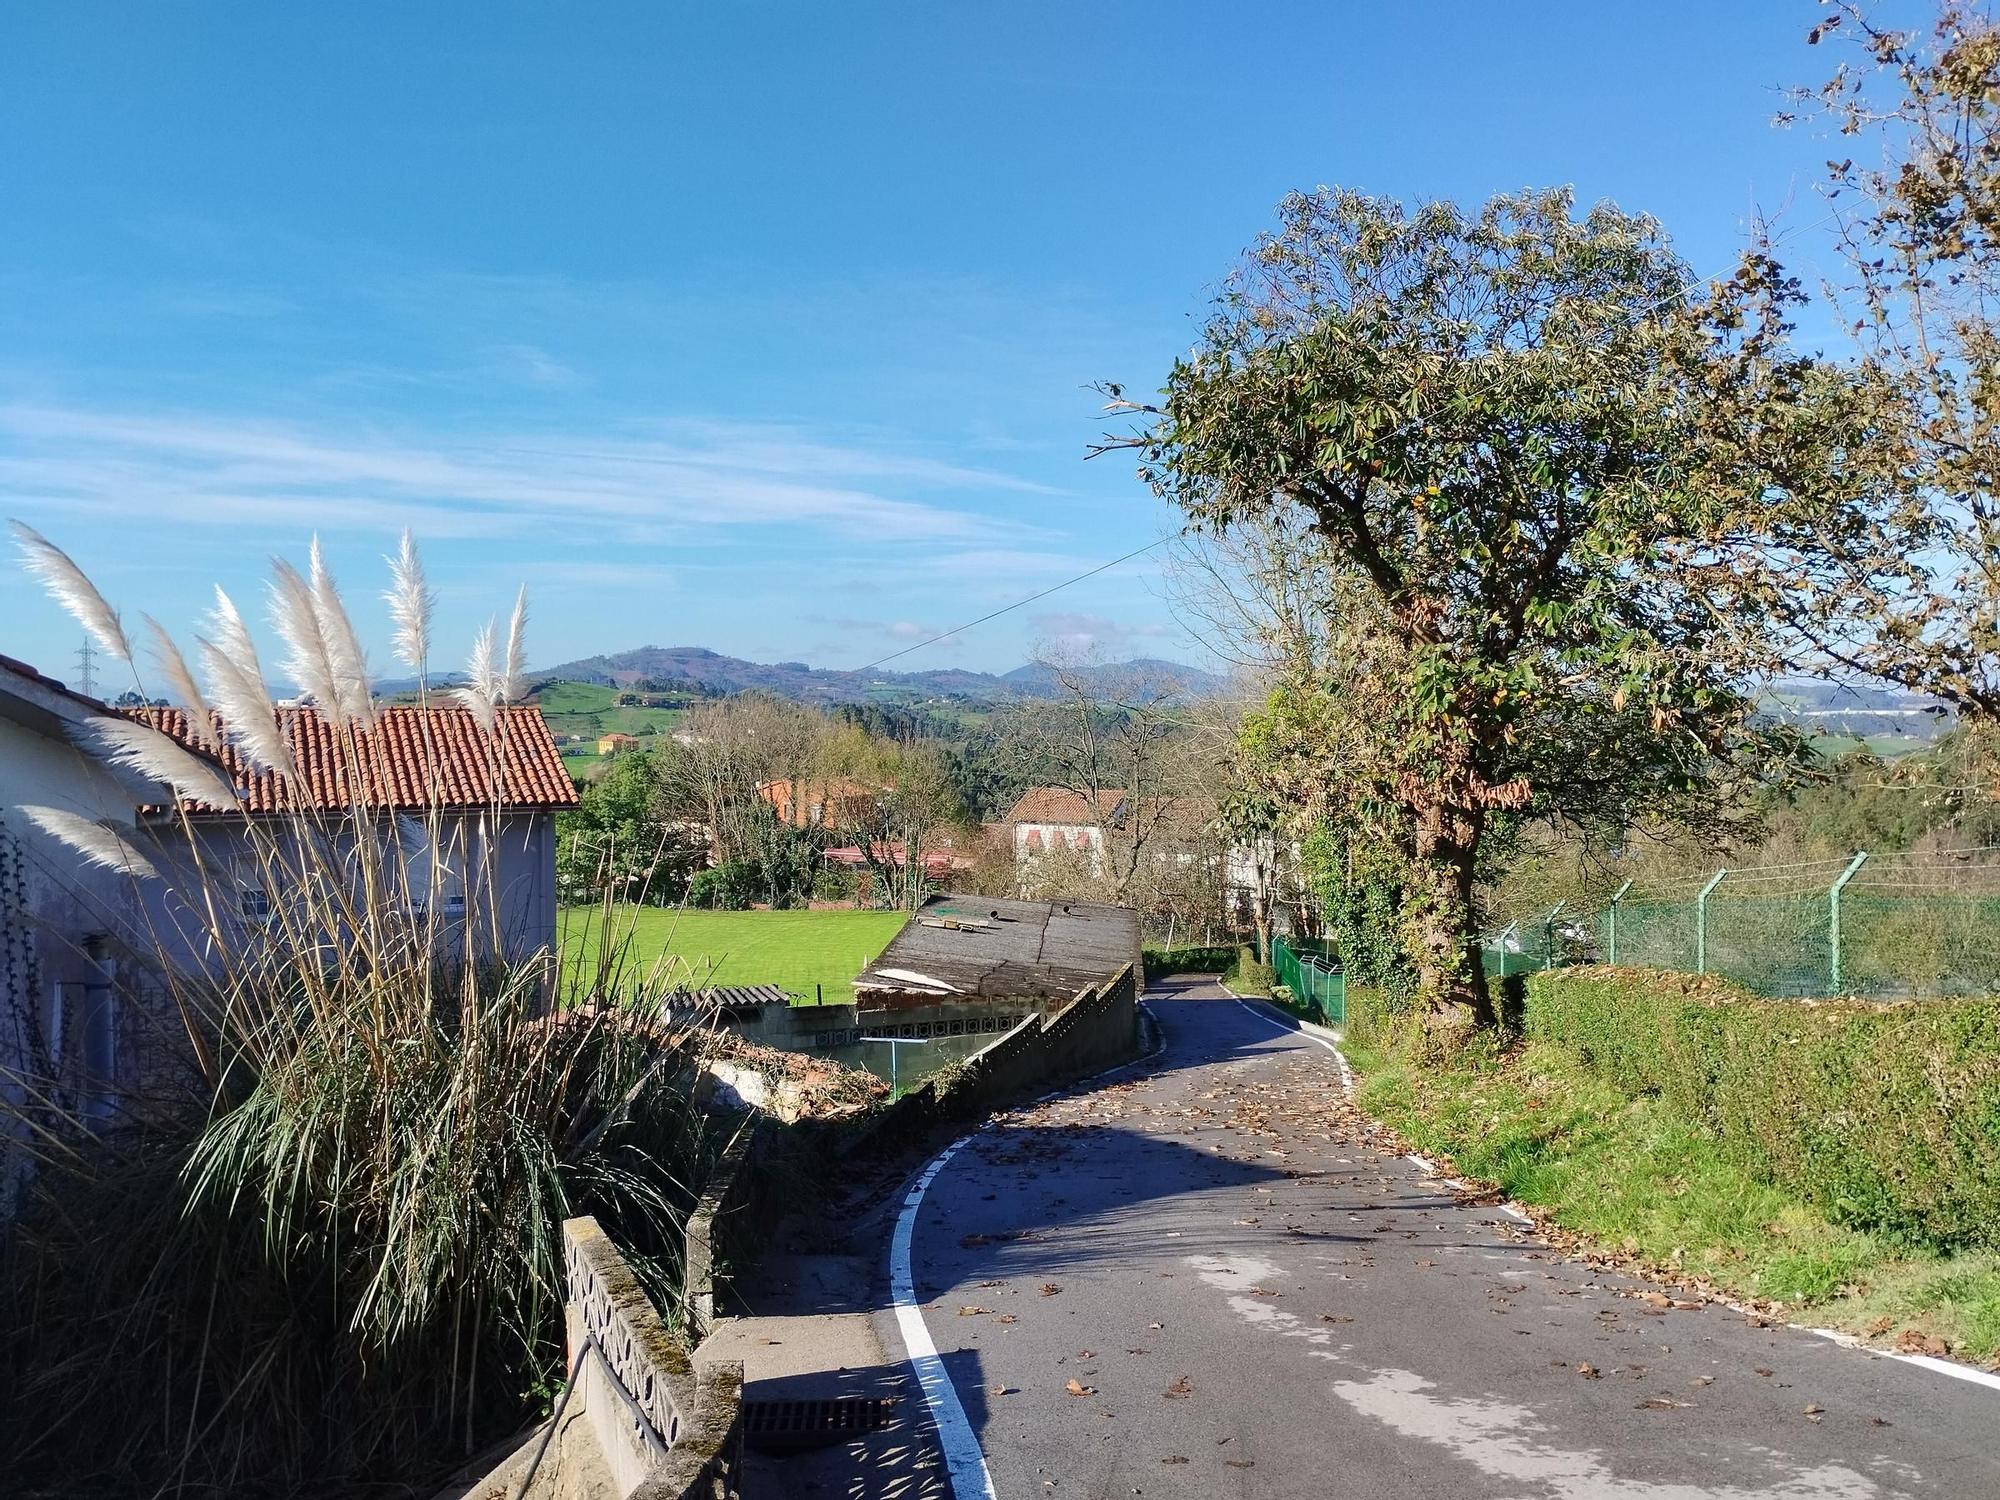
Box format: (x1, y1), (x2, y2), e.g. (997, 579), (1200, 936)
(462, 1216), (742, 1500)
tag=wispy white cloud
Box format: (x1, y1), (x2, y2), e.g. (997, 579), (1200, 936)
(804, 613), (942, 641)
(485, 343), (583, 389)
(0, 401), (1041, 545)
(1030, 609), (1171, 656)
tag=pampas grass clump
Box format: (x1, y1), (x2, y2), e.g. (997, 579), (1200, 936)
(1, 528), (718, 1500)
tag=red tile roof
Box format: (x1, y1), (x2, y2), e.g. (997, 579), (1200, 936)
(1003, 787), (1126, 827)
(128, 703), (578, 814)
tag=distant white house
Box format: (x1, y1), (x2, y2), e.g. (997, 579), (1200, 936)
(1002, 787), (1127, 878)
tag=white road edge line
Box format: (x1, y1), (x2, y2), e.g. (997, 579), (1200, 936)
(1229, 994), (1355, 1094)
(888, 995), (1171, 1500)
(1807, 1326), (2000, 1394)
(1232, 995), (2000, 1398)
(890, 1133), (998, 1500)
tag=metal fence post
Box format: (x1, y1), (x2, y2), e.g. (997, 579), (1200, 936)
(1495, 920), (1519, 978)
(1543, 901), (1567, 971)
(1829, 851), (1869, 995)
(1695, 869), (1728, 974)
(1606, 879), (1634, 965)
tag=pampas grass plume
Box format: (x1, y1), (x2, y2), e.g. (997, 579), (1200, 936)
(453, 619), (499, 734)
(144, 615), (219, 751)
(309, 536), (374, 729)
(203, 588), (295, 778)
(384, 530), (433, 677)
(269, 557), (340, 716)
(502, 585), (528, 703)
(80, 715), (236, 808)
(10, 520), (131, 665)
(19, 805), (160, 881)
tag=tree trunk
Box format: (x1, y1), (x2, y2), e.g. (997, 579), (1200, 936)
(1407, 804), (1496, 1031)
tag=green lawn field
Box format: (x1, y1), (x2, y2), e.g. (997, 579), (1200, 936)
(559, 906), (909, 1002)
(533, 680), (687, 740)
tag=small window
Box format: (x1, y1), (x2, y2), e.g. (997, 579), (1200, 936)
(234, 859), (271, 922)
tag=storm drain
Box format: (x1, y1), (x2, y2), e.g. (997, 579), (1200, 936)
(743, 1396), (898, 1453)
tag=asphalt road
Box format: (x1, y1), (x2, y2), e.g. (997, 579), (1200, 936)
(881, 978), (2000, 1500)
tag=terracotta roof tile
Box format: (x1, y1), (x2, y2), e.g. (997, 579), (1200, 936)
(127, 703), (578, 814)
(1003, 786), (1126, 827)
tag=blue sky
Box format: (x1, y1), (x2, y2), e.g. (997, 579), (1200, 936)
(1, 3), (1847, 687)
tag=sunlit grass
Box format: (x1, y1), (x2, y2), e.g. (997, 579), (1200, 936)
(1347, 1035), (2000, 1363)
(560, 905), (909, 1002)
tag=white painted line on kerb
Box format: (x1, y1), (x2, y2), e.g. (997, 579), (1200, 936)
(890, 1135), (999, 1500)
(1230, 995), (1355, 1094)
(1808, 1325), (2000, 1395)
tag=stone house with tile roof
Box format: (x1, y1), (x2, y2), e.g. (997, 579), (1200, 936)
(127, 703), (576, 967)
(2, 679), (575, 1215)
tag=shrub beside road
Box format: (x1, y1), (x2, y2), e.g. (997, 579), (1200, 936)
(1340, 971), (2000, 1364)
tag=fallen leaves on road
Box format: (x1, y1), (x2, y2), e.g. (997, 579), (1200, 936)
(1040, 1283), (1062, 1297)
(1895, 1328), (1949, 1356)
(957, 1306), (989, 1317)
(1065, 1378), (1093, 1397)
(1164, 1376), (1194, 1399)
(1636, 1397), (1691, 1410)
(1575, 1363), (1603, 1379)
(1161, 1456), (1189, 1465)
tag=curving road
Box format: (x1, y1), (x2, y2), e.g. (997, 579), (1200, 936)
(884, 977), (2000, 1499)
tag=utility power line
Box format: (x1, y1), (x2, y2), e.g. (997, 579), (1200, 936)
(851, 532), (1181, 675)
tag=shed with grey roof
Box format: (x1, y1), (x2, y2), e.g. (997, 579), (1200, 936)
(853, 894), (1140, 1005)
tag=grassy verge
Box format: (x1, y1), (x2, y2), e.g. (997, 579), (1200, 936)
(560, 906), (908, 1001)
(1343, 1032), (2000, 1364)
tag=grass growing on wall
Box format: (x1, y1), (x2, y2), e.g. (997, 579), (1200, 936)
(561, 906), (909, 1001)
(1341, 986), (2000, 1362)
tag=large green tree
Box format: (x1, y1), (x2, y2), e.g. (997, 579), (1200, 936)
(1110, 188), (1829, 1027)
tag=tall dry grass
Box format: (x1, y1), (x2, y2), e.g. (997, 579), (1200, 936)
(2, 526), (718, 1498)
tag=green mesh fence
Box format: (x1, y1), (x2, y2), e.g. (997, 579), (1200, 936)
(1491, 850), (2000, 1001)
(1273, 937), (1346, 1023)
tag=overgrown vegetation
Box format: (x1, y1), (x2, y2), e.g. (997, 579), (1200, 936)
(1347, 1026), (2000, 1361)
(1521, 969), (2000, 1250)
(1344, 973), (2000, 1362)
(2, 529), (728, 1497)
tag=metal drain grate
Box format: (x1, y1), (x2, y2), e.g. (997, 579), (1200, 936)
(743, 1396), (898, 1453)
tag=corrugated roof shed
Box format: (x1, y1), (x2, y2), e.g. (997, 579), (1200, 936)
(855, 894), (1140, 1002)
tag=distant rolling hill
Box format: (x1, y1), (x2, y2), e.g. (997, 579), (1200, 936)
(530, 645), (1226, 706)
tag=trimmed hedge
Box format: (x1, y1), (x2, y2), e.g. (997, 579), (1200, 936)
(1142, 945), (1239, 979)
(1524, 968), (2000, 1252)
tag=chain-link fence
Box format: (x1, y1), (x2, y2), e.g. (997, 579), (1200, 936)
(1485, 848), (2000, 999)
